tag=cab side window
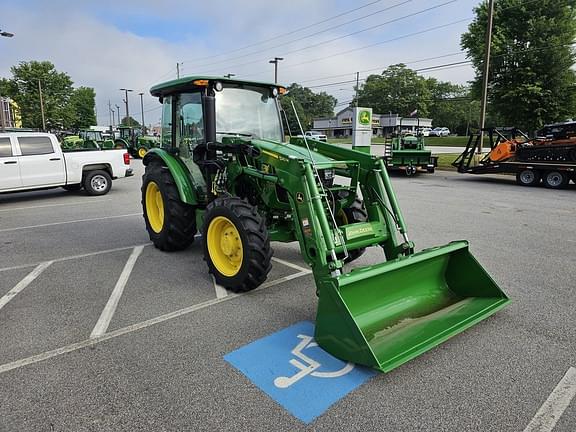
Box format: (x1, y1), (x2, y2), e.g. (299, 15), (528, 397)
(0, 137), (12, 157)
(161, 96), (172, 149)
(176, 92), (204, 159)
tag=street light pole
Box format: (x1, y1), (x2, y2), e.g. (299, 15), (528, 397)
(268, 57), (284, 83)
(120, 88), (133, 126)
(478, 0), (494, 154)
(115, 104), (121, 126)
(139, 92), (145, 133)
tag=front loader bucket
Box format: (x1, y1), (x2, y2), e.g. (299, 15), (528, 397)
(314, 241), (510, 372)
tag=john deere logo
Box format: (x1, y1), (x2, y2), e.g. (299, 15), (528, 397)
(358, 110), (371, 126)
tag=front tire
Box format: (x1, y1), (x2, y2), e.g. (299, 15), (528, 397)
(336, 193), (368, 264)
(84, 170), (112, 196)
(137, 147), (148, 159)
(142, 162), (197, 251)
(203, 196), (272, 293)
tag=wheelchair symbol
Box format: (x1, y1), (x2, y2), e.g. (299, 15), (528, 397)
(273, 334), (354, 389)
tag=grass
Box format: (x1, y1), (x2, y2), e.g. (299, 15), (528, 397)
(327, 136), (470, 147)
(434, 153), (461, 171)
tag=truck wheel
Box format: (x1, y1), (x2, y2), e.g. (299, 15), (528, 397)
(336, 195), (368, 264)
(203, 196), (272, 293)
(516, 169), (540, 186)
(543, 170), (569, 189)
(142, 162), (197, 251)
(84, 170), (112, 196)
(137, 147), (148, 159)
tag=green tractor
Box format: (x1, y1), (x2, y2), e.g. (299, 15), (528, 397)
(61, 129), (117, 151)
(384, 123), (437, 176)
(141, 76), (509, 372)
(115, 125), (159, 159)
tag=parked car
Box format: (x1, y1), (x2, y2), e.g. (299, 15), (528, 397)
(429, 127), (450, 137)
(0, 132), (133, 196)
(418, 127), (432, 137)
(304, 131), (327, 142)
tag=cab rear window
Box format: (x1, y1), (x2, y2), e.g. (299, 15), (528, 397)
(17, 136), (54, 156)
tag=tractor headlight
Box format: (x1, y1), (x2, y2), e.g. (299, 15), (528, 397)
(214, 81), (223, 92)
(272, 87), (278, 97)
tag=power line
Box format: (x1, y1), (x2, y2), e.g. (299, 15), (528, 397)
(186, 0), (414, 70)
(179, 0), (384, 64)
(195, 2), (462, 75)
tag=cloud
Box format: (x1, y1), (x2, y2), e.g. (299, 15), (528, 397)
(1, 0), (478, 126)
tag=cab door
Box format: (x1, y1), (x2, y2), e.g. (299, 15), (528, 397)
(0, 135), (22, 190)
(17, 135), (66, 187)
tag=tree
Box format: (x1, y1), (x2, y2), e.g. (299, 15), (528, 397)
(279, 95), (306, 135)
(357, 64), (432, 117)
(8, 61), (74, 129)
(68, 87), (96, 129)
(121, 116), (141, 127)
(427, 79), (477, 135)
(280, 83), (336, 131)
(461, 0), (576, 132)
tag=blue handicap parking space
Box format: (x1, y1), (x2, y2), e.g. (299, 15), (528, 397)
(224, 321), (376, 423)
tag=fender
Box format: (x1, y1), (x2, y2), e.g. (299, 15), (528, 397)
(143, 148), (198, 205)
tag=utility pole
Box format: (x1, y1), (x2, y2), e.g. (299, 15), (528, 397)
(139, 92), (145, 133)
(108, 100), (113, 127)
(269, 57), (284, 83)
(355, 72), (360, 107)
(0, 96), (6, 132)
(478, 0), (494, 154)
(38, 80), (46, 131)
(115, 104), (121, 126)
(120, 88), (133, 126)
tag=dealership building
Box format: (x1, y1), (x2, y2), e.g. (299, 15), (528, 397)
(313, 106), (432, 137)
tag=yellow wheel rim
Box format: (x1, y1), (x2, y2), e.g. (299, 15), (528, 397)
(146, 181), (164, 233)
(138, 148), (147, 158)
(207, 216), (243, 277)
(337, 209), (349, 225)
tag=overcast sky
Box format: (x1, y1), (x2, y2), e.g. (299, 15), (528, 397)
(0, 0), (482, 126)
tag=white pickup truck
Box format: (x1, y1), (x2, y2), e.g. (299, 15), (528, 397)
(0, 132), (133, 196)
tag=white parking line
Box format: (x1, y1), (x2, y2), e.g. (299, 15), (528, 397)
(0, 213), (141, 233)
(523, 367), (576, 432)
(0, 270), (310, 375)
(0, 243), (152, 273)
(271, 256), (312, 274)
(90, 246), (144, 338)
(0, 261), (53, 311)
(0, 198), (112, 213)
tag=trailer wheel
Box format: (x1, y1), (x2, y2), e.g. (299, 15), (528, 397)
(336, 194), (368, 264)
(142, 162), (197, 251)
(516, 169), (540, 187)
(203, 196), (272, 293)
(543, 170), (569, 189)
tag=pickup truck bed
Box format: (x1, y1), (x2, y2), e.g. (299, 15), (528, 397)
(0, 132), (133, 196)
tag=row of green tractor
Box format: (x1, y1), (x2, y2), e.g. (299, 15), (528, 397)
(139, 75), (509, 373)
(61, 126), (159, 158)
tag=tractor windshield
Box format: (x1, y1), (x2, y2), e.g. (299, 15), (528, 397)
(215, 85), (283, 142)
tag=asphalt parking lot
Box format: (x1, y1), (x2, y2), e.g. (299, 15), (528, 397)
(0, 160), (575, 431)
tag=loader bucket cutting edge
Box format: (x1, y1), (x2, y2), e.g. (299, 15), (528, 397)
(314, 241), (510, 372)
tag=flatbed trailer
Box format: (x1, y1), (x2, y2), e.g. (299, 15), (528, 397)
(453, 128), (576, 189)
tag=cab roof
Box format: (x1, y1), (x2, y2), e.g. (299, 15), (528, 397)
(150, 75), (283, 97)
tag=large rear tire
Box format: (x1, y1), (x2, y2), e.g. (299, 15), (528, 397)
(203, 196), (272, 293)
(336, 193), (368, 264)
(142, 162), (197, 251)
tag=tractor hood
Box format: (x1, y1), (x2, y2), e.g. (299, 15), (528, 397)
(252, 139), (335, 165)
